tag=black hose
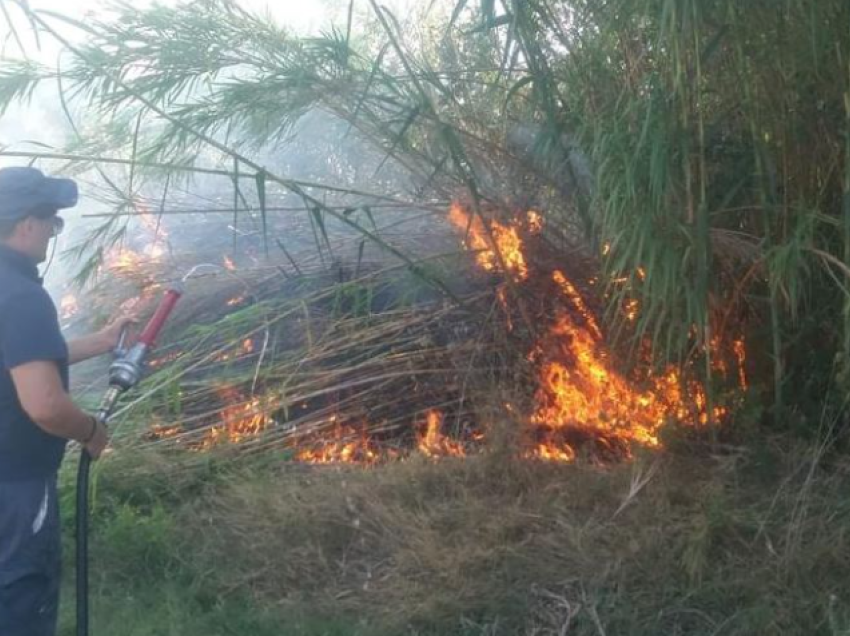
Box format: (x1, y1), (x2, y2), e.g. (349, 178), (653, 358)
(76, 450), (92, 636)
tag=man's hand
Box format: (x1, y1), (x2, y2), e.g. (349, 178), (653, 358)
(84, 420), (109, 460)
(67, 307), (140, 365)
(99, 311), (140, 351)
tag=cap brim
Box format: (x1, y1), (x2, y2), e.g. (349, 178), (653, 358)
(41, 177), (78, 210)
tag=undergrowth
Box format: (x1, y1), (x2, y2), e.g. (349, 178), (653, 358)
(56, 430), (850, 636)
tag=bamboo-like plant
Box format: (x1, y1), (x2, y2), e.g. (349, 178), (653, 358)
(1, 0), (848, 426)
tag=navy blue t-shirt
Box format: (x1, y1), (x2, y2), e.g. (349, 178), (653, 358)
(0, 245), (69, 481)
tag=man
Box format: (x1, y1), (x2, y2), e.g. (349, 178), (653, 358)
(0, 166), (134, 636)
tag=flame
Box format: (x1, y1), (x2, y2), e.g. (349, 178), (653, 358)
(242, 338), (255, 354)
(295, 419), (380, 464)
(149, 423), (181, 439)
(144, 243), (165, 260)
(527, 210), (543, 234)
(552, 270), (603, 340)
(224, 256), (236, 271)
(60, 294), (79, 320)
(530, 443), (575, 462)
(529, 292), (712, 459)
(148, 350), (183, 369)
(448, 202), (734, 463)
(202, 386), (275, 446)
(103, 203), (169, 278)
(417, 410), (465, 457)
(106, 247), (145, 273)
(448, 203), (529, 281)
(137, 206), (168, 239)
(733, 338), (747, 390)
(226, 295), (246, 307)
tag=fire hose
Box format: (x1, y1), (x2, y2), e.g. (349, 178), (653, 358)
(76, 286), (183, 636)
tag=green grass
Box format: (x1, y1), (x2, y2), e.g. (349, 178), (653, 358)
(53, 430), (850, 636)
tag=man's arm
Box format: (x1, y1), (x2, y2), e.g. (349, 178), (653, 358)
(10, 360), (108, 458)
(67, 332), (113, 365)
(67, 313), (138, 365)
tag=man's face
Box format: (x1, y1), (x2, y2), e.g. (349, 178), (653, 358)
(14, 213), (63, 263)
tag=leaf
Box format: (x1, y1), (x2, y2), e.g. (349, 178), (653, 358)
(466, 13), (513, 34)
(449, 0), (470, 29)
(503, 74), (534, 109)
(256, 170), (268, 258)
(275, 238), (302, 276)
(373, 104), (420, 178)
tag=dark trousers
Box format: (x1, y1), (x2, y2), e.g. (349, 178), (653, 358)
(0, 474), (61, 636)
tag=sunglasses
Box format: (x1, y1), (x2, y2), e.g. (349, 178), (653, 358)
(39, 215), (65, 237)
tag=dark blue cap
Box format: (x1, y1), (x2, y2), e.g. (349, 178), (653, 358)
(0, 167), (78, 221)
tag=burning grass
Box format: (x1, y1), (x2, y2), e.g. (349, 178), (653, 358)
(98, 200), (747, 469)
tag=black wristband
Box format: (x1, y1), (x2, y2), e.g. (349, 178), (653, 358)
(81, 416), (99, 444)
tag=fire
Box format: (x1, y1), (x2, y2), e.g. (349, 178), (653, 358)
(733, 338), (747, 390)
(531, 307), (677, 455)
(223, 256), (236, 271)
(105, 247), (145, 273)
(417, 410), (465, 457)
(133, 200), (168, 236)
(149, 201), (744, 467)
(294, 418), (380, 464)
(552, 270), (603, 340)
(226, 295), (246, 307)
(527, 210), (543, 234)
(102, 203), (170, 279)
(202, 386), (275, 446)
(148, 350), (183, 368)
(531, 443), (575, 462)
(144, 243), (165, 260)
(448, 201), (737, 463)
(60, 293), (79, 320)
(448, 203), (530, 281)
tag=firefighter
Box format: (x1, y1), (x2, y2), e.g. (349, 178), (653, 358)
(0, 166), (135, 636)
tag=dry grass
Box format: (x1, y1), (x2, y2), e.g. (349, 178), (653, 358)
(77, 430), (850, 636)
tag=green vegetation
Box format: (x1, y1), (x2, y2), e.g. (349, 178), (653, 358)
(0, 1), (849, 633)
(1, 0), (848, 423)
(57, 430), (850, 635)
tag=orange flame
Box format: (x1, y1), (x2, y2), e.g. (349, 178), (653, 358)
(295, 419), (380, 464)
(552, 270), (603, 340)
(448, 202), (732, 463)
(448, 203), (530, 281)
(137, 206), (168, 239)
(733, 338), (747, 390)
(202, 386), (275, 446)
(223, 256), (236, 271)
(60, 294), (79, 320)
(105, 247), (145, 273)
(417, 410), (465, 458)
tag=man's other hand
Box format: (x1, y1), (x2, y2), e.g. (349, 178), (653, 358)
(84, 420), (109, 459)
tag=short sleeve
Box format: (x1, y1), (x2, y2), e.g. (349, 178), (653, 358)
(1, 289), (67, 370)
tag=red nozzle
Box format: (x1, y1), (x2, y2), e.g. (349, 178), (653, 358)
(138, 288), (183, 348)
